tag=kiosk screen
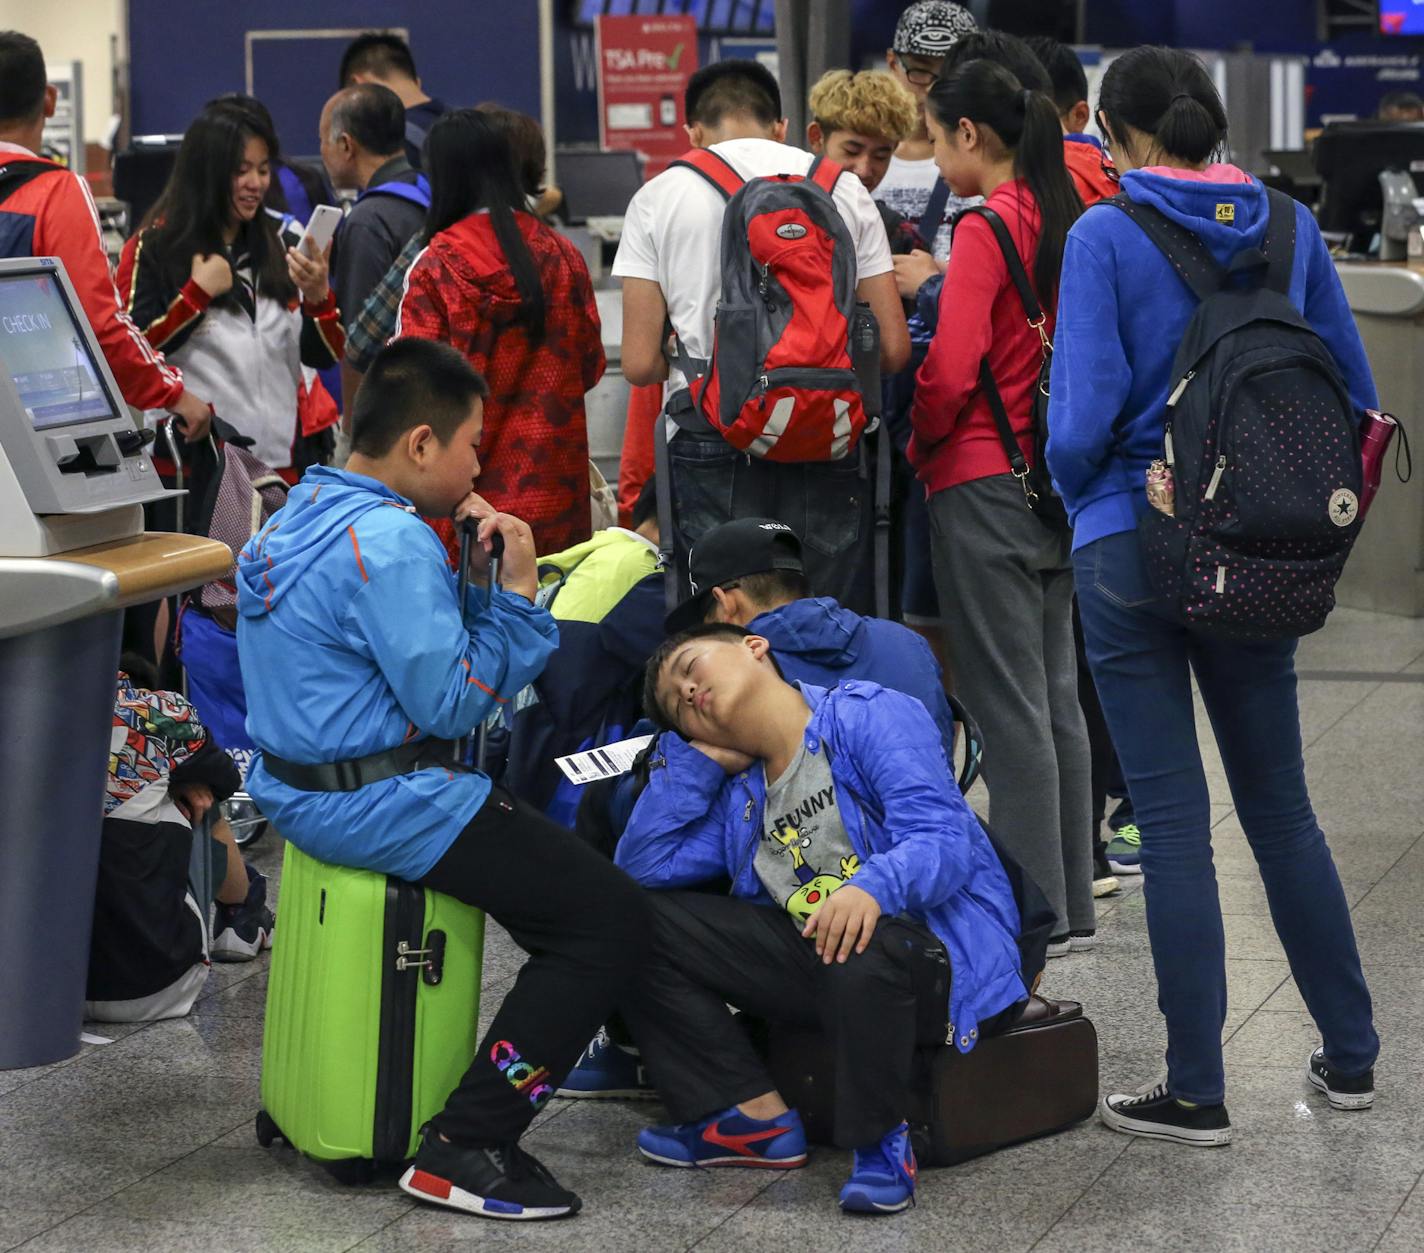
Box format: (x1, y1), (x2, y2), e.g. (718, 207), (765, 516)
(0, 271), (116, 430)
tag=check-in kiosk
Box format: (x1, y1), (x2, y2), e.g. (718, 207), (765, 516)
(0, 256), (231, 1069)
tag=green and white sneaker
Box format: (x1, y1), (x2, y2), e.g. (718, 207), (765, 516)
(1106, 824), (1142, 875)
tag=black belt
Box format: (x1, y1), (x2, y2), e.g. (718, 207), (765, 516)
(261, 738), (466, 792)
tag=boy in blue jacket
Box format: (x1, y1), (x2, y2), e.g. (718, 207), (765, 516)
(615, 622), (1024, 1216)
(236, 339), (649, 1223)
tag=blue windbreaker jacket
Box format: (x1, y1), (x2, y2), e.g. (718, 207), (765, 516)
(615, 681), (1025, 1051)
(1046, 167), (1377, 552)
(234, 466), (558, 880)
(750, 597), (956, 761)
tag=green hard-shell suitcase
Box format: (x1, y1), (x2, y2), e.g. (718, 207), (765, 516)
(256, 841), (484, 1182)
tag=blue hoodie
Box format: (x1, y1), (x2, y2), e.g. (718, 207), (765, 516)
(749, 597), (955, 761)
(1046, 167), (1378, 552)
(616, 681), (1025, 1051)
(234, 466), (558, 880)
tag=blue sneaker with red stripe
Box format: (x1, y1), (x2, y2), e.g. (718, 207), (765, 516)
(636, 1106), (808, 1169)
(839, 1121), (917, 1215)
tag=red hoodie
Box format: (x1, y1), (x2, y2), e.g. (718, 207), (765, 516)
(396, 211), (605, 554)
(0, 144), (185, 411)
(910, 179), (1053, 495)
(1063, 137), (1119, 206)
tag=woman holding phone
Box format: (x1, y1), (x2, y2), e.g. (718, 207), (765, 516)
(119, 100), (345, 480)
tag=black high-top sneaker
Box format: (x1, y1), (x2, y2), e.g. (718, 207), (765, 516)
(399, 1126), (581, 1220)
(210, 864), (274, 962)
(1099, 1081), (1231, 1146)
(1307, 1047), (1375, 1111)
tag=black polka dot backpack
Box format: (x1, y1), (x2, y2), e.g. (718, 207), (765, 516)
(1106, 187), (1363, 640)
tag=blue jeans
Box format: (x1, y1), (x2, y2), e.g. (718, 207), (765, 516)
(1074, 530), (1378, 1104)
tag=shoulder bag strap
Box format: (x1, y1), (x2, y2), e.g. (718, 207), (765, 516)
(953, 205), (1042, 490)
(1099, 193), (1225, 303)
(916, 178), (952, 252)
(956, 204), (1044, 323)
(978, 359), (1033, 485)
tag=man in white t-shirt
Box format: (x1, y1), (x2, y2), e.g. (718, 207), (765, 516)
(613, 60), (908, 613)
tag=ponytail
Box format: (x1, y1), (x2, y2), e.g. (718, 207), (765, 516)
(1015, 85), (1081, 305)
(927, 59), (1082, 306)
(423, 108), (547, 342)
(1098, 46), (1227, 167)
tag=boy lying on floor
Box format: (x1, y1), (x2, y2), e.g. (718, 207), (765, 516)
(614, 623), (1026, 1215)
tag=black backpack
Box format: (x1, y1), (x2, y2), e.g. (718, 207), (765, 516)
(1106, 188), (1363, 639)
(954, 204), (1068, 533)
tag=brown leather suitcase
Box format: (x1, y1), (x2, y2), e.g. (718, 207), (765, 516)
(764, 996), (1098, 1166)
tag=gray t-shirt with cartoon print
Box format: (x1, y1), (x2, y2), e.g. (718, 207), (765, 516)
(756, 739), (862, 923)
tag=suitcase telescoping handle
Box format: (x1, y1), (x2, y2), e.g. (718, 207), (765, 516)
(455, 519), (504, 771)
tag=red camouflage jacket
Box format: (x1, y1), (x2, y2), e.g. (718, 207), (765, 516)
(396, 211), (605, 556)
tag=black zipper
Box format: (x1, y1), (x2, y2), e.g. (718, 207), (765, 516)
(759, 366), (859, 392)
(373, 879), (423, 1165)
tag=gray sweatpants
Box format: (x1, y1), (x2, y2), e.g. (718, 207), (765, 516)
(928, 473), (1094, 936)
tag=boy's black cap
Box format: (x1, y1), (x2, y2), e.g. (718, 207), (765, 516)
(665, 518), (803, 634)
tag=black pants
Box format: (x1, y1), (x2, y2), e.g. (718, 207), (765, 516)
(418, 786), (652, 1147)
(1073, 597), (1118, 854)
(621, 891), (949, 1149)
(666, 427), (873, 615)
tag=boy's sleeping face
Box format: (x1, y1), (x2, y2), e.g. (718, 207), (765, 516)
(655, 634), (775, 750)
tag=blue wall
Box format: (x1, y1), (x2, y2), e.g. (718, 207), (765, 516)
(127, 0), (541, 157)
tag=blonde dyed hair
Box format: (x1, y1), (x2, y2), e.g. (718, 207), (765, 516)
(808, 69), (918, 146)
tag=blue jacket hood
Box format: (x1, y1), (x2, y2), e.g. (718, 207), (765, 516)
(237, 467), (417, 616)
(1119, 168), (1269, 267)
(753, 596), (865, 666)
(750, 598), (957, 760)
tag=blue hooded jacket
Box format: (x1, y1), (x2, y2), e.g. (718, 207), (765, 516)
(749, 597), (956, 761)
(1046, 167), (1378, 552)
(615, 681), (1025, 1052)
(234, 466), (558, 880)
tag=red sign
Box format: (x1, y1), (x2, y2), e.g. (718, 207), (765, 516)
(595, 14), (699, 179)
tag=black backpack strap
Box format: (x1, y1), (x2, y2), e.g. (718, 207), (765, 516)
(955, 204), (1044, 322)
(1262, 187), (1298, 297)
(0, 158), (64, 204)
(1099, 194), (1224, 303)
(916, 178), (952, 252)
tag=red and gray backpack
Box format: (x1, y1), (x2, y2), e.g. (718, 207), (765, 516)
(669, 148), (876, 462)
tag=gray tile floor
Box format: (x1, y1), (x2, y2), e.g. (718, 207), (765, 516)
(3, 606), (1421, 1252)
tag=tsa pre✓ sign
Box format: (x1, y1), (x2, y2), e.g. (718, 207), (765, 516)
(595, 14), (699, 178)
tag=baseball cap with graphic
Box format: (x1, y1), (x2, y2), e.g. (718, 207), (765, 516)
(665, 518), (804, 635)
(892, 1), (977, 58)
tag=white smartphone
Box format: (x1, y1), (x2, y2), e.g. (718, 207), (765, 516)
(297, 205), (343, 257)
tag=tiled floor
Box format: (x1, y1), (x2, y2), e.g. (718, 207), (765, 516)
(2, 606), (1421, 1252)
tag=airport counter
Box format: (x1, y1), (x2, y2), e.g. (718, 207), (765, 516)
(1334, 263), (1424, 618)
(0, 533), (232, 1069)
